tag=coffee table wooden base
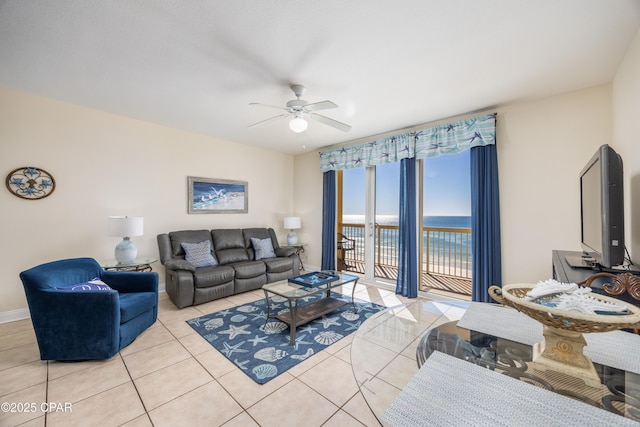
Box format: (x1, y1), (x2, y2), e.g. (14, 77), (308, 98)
(275, 297), (349, 345)
(262, 273), (359, 345)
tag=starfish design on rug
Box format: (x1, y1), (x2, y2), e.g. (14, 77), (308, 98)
(187, 318), (202, 327)
(280, 333), (313, 351)
(216, 309), (232, 317)
(247, 334), (268, 346)
(344, 321), (362, 332)
(250, 310), (267, 321)
(221, 340), (248, 358)
(234, 359), (250, 371)
(299, 324), (318, 334)
(318, 315), (341, 328)
(219, 324), (252, 339)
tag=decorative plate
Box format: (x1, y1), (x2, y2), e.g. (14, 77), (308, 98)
(5, 167), (56, 200)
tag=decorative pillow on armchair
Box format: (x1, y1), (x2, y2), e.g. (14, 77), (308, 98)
(56, 277), (113, 291)
(251, 237), (276, 260)
(181, 240), (218, 268)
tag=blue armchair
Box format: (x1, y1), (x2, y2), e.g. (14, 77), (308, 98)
(19, 257), (158, 360)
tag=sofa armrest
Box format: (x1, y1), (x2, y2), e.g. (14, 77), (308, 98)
(276, 247), (296, 257)
(101, 271), (159, 293)
(157, 233), (173, 264)
(163, 259), (196, 272)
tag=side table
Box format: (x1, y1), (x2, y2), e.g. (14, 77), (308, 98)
(101, 257), (158, 272)
(280, 243), (307, 270)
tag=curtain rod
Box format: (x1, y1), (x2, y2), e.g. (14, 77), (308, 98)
(317, 106), (498, 154)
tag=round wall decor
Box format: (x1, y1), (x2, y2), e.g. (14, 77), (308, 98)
(6, 166), (56, 200)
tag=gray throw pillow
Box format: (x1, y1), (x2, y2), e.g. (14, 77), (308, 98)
(181, 240), (218, 268)
(251, 237), (276, 260)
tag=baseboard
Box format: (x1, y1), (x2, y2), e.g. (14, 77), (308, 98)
(0, 285), (167, 325)
(0, 308), (30, 324)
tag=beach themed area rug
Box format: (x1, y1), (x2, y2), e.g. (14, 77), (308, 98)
(186, 291), (385, 384)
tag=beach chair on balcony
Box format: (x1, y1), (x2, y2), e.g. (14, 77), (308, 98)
(337, 232), (355, 271)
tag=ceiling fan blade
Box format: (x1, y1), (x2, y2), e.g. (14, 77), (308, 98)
(248, 113), (289, 128)
(304, 100), (338, 111)
(308, 113), (351, 132)
(249, 102), (288, 111)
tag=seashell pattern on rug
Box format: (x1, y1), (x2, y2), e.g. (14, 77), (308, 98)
(261, 321), (288, 334)
(341, 311), (360, 321)
(230, 314), (247, 322)
(253, 364), (278, 380)
(254, 347), (289, 362)
(314, 331), (344, 345)
(204, 318), (224, 330)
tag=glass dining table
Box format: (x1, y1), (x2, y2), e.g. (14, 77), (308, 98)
(350, 300), (640, 424)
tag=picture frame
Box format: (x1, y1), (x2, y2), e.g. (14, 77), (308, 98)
(187, 176), (248, 214)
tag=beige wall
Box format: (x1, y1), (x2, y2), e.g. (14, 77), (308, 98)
(0, 87), (294, 316)
(613, 28), (640, 264)
(294, 84), (614, 285)
(496, 85), (612, 282)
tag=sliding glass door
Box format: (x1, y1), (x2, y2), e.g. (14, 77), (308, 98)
(374, 162), (400, 281)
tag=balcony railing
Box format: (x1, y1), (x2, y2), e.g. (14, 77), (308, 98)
(339, 223), (472, 281)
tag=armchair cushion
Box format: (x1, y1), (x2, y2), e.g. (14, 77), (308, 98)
(119, 292), (157, 323)
(56, 277), (112, 291)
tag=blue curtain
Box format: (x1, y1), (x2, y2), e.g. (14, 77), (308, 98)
(470, 144), (502, 302)
(321, 171), (336, 270)
(396, 158), (418, 297)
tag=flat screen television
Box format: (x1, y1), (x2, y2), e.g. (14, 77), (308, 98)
(579, 144), (624, 268)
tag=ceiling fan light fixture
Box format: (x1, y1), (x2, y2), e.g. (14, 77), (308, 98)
(289, 116), (308, 133)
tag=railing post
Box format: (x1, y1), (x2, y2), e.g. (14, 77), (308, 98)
(425, 228), (430, 274)
(376, 224), (381, 267)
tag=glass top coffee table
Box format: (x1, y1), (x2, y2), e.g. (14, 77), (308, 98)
(262, 271), (359, 345)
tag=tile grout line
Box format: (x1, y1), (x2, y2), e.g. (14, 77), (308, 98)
(117, 351), (155, 426)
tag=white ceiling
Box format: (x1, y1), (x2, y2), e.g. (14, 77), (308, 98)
(1, 0), (639, 155)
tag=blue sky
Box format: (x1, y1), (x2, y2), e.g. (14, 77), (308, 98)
(342, 150), (471, 216)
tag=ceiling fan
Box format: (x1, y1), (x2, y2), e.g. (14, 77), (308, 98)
(249, 84), (351, 133)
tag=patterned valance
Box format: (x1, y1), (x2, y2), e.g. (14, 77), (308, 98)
(415, 113), (496, 159)
(319, 133), (414, 172)
(320, 113), (496, 172)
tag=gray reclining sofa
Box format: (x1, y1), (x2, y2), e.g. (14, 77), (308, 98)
(157, 228), (300, 308)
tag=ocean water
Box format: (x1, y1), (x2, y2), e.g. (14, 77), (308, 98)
(342, 214), (471, 228)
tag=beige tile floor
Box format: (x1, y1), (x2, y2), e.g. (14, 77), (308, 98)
(0, 282), (426, 427)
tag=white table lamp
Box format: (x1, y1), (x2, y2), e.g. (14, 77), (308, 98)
(108, 216), (144, 264)
(284, 216), (301, 245)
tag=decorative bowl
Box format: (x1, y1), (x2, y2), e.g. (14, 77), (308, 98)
(489, 284), (640, 333)
(489, 283), (640, 386)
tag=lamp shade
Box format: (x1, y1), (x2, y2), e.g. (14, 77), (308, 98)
(284, 217), (301, 230)
(108, 216), (144, 238)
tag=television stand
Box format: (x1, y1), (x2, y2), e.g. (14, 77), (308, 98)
(553, 250), (640, 305)
(564, 255), (596, 269)
(595, 264), (640, 275)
